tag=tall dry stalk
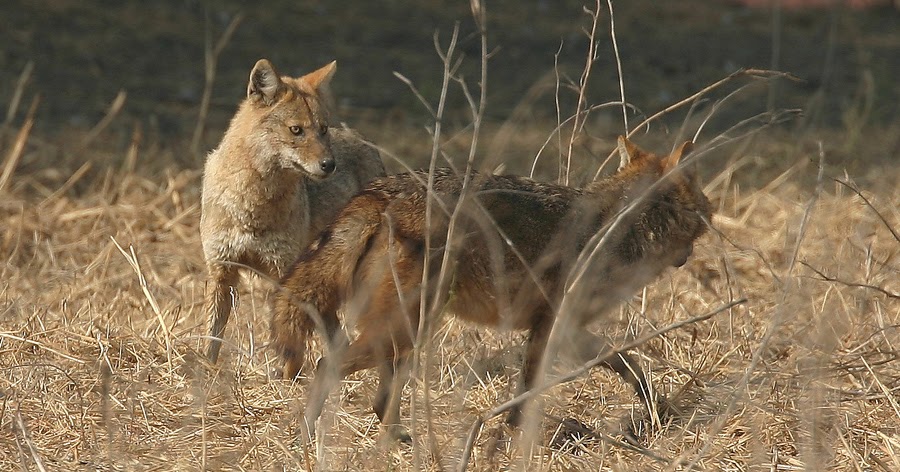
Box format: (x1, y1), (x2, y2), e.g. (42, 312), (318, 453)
(0, 96), (38, 194)
(79, 90), (126, 149)
(562, 0), (602, 186)
(190, 12), (243, 155)
(1, 60), (34, 140)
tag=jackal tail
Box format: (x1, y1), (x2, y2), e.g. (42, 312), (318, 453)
(271, 191), (388, 379)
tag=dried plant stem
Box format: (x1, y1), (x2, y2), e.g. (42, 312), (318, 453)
(122, 122), (143, 175)
(801, 261), (899, 300)
(530, 100), (639, 178)
(191, 12), (243, 155)
(563, 0), (602, 186)
(834, 178), (900, 244)
(0, 332), (86, 364)
(606, 0), (628, 133)
(111, 237), (175, 367)
(410, 24), (459, 471)
(416, 2), (491, 465)
(79, 90), (127, 149)
(40, 161), (92, 206)
(14, 408), (47, 472)
(0, 95), (38, 193)
(2, 60), (34, 134)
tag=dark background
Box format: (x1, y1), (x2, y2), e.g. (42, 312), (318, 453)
(1, 0), (898, 167)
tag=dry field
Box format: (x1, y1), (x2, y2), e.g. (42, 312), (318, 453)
(2, 111), (899, 471)
(2, 2), (900, 471)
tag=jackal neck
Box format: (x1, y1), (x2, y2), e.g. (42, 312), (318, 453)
(208, 130), (309, 229)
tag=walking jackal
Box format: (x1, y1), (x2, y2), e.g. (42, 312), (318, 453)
(271, 137), (711, 439)
(201, 59), (385, 363)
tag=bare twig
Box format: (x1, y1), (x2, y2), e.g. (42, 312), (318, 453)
(834, 178), (900, 244)
(39, 161), (92, 206)
(606, 0), (628, 133)
(0, 332), (86, 364)
(800, 261), (899, 300)
(411, 24), (460, 471)
(530, 100), (644, 179)
(191, 12), (244, 155)
(563, 0), (602, 185)
(393, 72), (438, 119)
(122, 121), (143, 175)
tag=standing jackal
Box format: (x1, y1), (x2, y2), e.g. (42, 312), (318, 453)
(271, 137), (711, 438)
(201, 59), (385, 363)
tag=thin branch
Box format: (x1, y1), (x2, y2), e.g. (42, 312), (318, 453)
(606, 0), (628, 133)
(530, 100), (644, 179)
(563, 0), (602, 186)
(111, 237), (175, 368)
(393, 72), (437, 119)
(411, 23), (460, 471)
(834, 178), (900, 244)
(800, 261), (899, 300)
(191, 12), (244, 155)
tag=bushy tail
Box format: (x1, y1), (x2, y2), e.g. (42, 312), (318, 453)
(271, 192), (387, 380)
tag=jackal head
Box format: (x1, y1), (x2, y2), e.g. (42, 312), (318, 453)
(245, 59), (337, 179)
(614, 136), (712, 268)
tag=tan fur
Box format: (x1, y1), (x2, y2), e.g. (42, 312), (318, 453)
(272, 137), (711, 439)
(201, 59), (386, 363)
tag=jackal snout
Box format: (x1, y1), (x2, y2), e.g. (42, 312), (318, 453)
(674, 246), (692, 267)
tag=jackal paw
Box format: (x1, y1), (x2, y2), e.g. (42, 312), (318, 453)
(550, 417), (600, 451)
(383, 424), (412, 444)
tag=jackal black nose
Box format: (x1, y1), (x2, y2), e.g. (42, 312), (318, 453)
(320, 158), (336, 174)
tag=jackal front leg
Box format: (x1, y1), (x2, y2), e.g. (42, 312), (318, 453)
(206, 263), (239, 363)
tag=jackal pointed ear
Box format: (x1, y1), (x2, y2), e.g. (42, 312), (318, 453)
(300, 61), (337, 93)
(663, 140), (694, 173)
(248, 59), (284, 105)
(617, 136), (641, 171)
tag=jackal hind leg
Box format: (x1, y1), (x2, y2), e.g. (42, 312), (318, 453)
(507, 314), (553, 428)
(303, 251), (420, 441)
(374, 356), (412, 443)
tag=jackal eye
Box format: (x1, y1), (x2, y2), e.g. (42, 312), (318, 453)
(289, 125), (303, 136)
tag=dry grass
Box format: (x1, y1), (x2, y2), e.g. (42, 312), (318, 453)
(1, 114), (898, 470)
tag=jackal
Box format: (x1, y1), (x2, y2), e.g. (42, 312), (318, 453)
(271, 137), (711, 439)
(200, 59), (385, 363)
